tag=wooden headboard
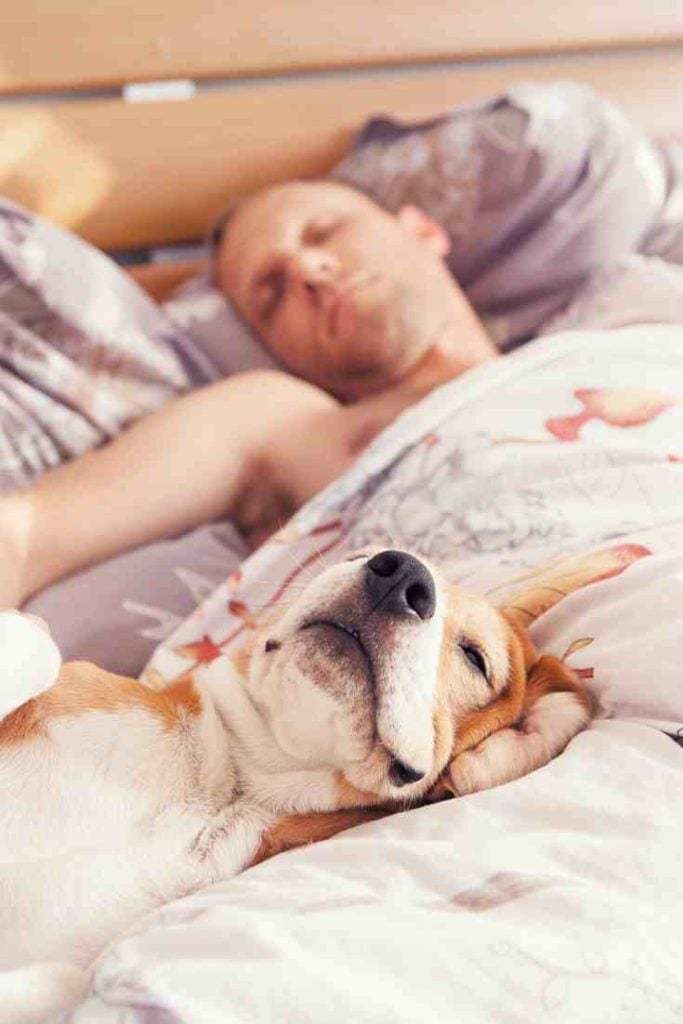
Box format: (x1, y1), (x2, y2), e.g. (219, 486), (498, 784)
(2, 2), (682, 297)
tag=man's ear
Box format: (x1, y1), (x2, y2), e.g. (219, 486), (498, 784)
(396, 204), (451, 257)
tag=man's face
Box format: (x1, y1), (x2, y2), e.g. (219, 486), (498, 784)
(215, 181), (464, 400)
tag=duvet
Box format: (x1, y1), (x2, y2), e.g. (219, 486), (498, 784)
(68, 323), (683, 1023)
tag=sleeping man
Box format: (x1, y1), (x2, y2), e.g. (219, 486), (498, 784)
(1, 78), (682, 675)
(0, 180), (499, 655)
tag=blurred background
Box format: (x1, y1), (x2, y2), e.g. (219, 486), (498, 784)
(1, 1), (682, 298)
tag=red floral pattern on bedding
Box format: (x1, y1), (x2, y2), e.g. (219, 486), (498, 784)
(546, 387), (678, 441)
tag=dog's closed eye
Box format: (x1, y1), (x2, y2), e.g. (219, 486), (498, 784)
(264, 639), (281, 653)
(460, 641), (491, 685)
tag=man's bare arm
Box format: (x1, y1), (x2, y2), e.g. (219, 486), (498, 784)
(0, 371), (341, 607)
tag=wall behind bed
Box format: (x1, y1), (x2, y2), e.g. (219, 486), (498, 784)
(1, 1), (682, 297)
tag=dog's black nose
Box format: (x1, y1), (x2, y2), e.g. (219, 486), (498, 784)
(365, 550), (436, 620)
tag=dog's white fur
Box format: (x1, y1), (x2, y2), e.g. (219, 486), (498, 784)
(0, 551), (591, 1021)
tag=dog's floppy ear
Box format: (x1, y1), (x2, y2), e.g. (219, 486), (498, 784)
(523, 652), (593, 717)
(430, 615), (592, 800)
(507, 610), (592, 723)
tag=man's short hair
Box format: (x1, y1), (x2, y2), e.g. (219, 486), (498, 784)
(208, 177), (336, 251)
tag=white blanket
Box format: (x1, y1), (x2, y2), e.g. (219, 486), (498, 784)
(72, 724), (683, 1024)
(70, 324), (683, 1023)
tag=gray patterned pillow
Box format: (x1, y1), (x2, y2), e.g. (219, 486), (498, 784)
(0, 199), (191, 488)
(166, 82), (681, 363)
(162, 272), (278, 381)
(332, 81), (679, 346)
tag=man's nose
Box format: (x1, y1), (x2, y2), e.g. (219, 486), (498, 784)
(364, 550), (436, 621)
(287, 250), (337, 296)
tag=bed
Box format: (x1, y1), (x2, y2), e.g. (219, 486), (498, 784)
(2, 5), (683, 1022)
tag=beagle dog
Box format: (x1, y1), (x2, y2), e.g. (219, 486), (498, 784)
(0, 550), (591, 1023)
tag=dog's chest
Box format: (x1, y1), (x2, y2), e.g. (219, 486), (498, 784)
(0, 705), (230, 861)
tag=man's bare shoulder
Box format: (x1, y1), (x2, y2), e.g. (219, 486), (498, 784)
(230, 370), (422, 547)
(220, 371), (342, 546)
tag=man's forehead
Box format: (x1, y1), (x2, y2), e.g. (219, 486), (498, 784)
(230, 181), (375, 240)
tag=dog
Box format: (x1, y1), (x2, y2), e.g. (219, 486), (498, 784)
(0, 549), (591, 1022)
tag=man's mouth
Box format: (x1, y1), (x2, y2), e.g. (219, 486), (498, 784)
(326, 289), (355, 341)
(325, 275), (380, 340)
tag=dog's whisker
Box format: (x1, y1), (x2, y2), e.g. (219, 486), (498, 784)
(249, 599), (297, 612)
(312, 543), (331, 573)
(282, 548), (319, 583)
(237, 580), (308, 596)
(386, 526), (403, 550)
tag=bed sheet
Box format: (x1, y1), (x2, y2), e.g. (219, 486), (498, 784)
(68, 323), (683, 1022)
(70, 721), (683, 1024)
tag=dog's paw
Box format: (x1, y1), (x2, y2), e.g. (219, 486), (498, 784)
(447, 748), (485, 797)
(448, 729), (524, 796)
(188, 803), (273, 881)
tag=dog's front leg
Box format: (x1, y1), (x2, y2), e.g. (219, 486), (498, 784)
(184, 801), (274, 884)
